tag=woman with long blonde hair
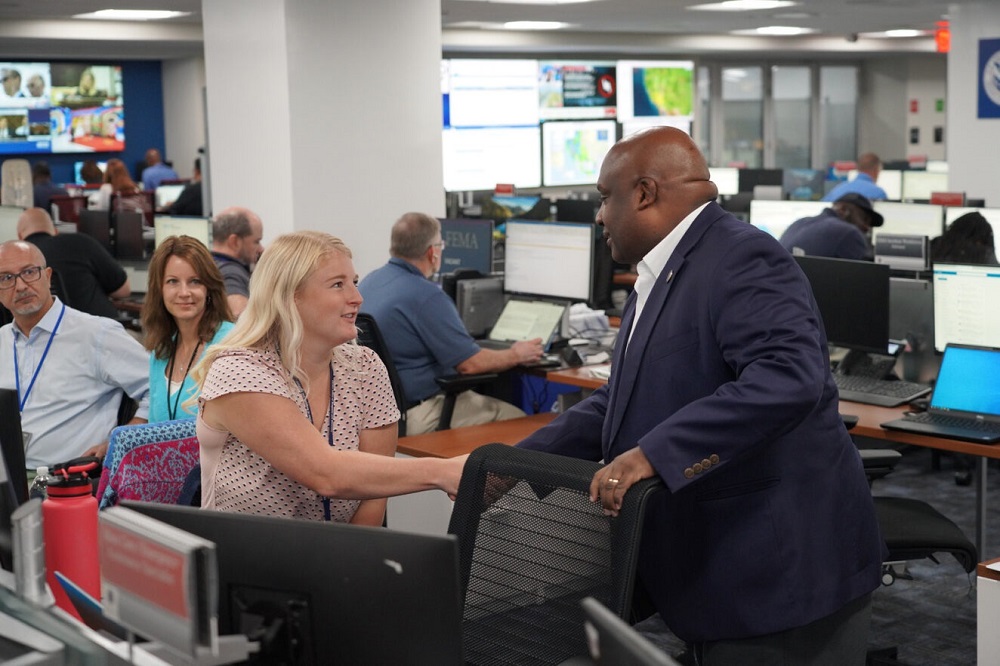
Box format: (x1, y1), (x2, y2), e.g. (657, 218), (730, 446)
(191, 231), (465, 525)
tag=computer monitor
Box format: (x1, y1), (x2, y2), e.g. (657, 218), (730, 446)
(794, 255), (891, 354)
(708, 167), (739, 197)
(748, 200), (826, 240)
(155, 183), (187, 210)
(112, 210), (145, 261)
(932, 263), (1000, 352)
(541, 119), (617, 187)
(901, 170), (950, 202)
(872, 202), (944, 243)
(737, 168), (783, 194)
(945, 207), (1000, 259)
(0, 205), (21, 242)
(0, 389), (27, 572)
(123, 502), (464, 666)
(154, 216), (213, 249)
(553, 198), (620, 310)
(782, 168), (826, 201)
(77, 209), (112, 253)
(439, 218), (494, 276)
(504, 220), (594, 302)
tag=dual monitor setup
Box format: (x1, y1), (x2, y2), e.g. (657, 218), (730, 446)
(440, 196), (620, 343)
(73, 210), (211, 262)
(793, 254), (1000, 385)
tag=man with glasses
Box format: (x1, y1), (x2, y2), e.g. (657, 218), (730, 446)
(1, 68), (24, 98)
(359, 212), (543, 435)
(0, 240), (149, 471)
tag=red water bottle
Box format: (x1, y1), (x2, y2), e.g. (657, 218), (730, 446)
(42, 456), (102, 622)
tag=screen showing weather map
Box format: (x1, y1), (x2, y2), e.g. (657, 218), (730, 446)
(542, 119), (617, 187)
(616, 60), (694, 127)
(538, 61), (617, 120)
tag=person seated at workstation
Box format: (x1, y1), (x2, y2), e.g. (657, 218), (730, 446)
(211, 206), (264, 318)
(779, 192), (884, 260)
(30, 161), (68, 214)
(162, 157), (203, 217)
(0, 240), (149, 470)
(931, 210), (999, 486)
(822, 152), (888, 202)
(141, 148), (179, 192)
(191, 231), (466, 525)
(358, 212), (543, 435)
(17, 207), (131, 320)
(517, 127), (884, 665)
(94, 157), (143, 211)
(79, 159), (104, 186)
(931, 210), (999, 266)
(142, 236), (234, 422)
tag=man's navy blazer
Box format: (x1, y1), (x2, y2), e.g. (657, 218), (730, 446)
(519, 202), (884, 642)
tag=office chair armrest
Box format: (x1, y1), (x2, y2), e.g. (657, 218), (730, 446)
(435, 373), (499, 394)
(860, 449), (903, 484)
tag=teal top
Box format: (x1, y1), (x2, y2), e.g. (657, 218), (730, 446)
(147, 321), (235, 423)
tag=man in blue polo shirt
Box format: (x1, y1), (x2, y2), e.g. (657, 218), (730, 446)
(822, 152), (888, 202)
(359, 212), (543, 435)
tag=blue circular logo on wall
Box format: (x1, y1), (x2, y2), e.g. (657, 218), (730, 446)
(984, 49), (1000, 107)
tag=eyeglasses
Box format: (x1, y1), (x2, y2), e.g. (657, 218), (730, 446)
(431, 241), (447, 251)
(0, 266), (46, 290)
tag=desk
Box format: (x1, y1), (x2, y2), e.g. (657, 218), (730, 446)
(389, 414), (558, 535)
(542, 367), (998, 557)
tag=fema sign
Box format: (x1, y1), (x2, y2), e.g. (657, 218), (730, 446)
(979, 38), (1000, 118)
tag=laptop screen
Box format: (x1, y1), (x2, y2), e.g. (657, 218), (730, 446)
(488, 299), (565, 345)
(930, 345), (1000, 416)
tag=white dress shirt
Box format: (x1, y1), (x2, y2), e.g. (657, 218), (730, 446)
(628, 202), (710, 345)
(0, 298), (150, 469)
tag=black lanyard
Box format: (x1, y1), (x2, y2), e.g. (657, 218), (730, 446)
(294, 364), (335, 520)
(165, 340), (202, 420)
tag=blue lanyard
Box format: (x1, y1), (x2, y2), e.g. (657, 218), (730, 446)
(13, 302), (66, 412)
(294, 364), (335, 521)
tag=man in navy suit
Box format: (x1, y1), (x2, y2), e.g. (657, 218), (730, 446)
(518, 127), (884, 664)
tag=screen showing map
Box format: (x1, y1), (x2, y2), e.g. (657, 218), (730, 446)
(542, 119), (617, 187)
(615, 60), (694, 123)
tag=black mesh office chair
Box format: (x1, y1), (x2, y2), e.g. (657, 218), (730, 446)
(355, 312), (497, 435)
(858, 449), (977, 665)
(448, 443), (666, 666)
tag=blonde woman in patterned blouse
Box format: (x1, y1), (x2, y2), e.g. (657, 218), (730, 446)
(191, 231), (466, 525)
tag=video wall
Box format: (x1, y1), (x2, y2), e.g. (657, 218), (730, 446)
(441, 58), (694, 192)
(0, 61), (125, 156)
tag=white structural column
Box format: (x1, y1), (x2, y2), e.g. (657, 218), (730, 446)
(201, 0), (445, 276)
(947, 2), (1000, 208)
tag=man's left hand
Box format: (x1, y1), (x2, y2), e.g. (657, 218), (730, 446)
(589, 446), (656, 517)
(83, 442), (109, 461)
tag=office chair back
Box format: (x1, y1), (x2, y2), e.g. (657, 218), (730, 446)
(355, 312), (409, 437)
(48, 194), (89, 224)
(448, 443), (665, 666)
(95, 419), (201, 510)
(1, 159), (32, 208)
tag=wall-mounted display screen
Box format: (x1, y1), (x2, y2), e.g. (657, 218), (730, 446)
(538, 61), (617, 120)
(541, 119), (617, 187)
(615, 60), (694, 130)
(442, 126), (541, 192)
(0, 61), (124, 155)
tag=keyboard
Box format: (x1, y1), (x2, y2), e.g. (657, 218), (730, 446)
(903, 412), (1000, 433)
(833, 374), (932, 407)
(881, 411), (1000, 443)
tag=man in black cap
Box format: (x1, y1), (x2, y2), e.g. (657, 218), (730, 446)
(779, 192), (883, 261)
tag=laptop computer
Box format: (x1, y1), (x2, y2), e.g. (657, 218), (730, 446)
(881, 344), (1000, 443)
(477, 298), (566, 351)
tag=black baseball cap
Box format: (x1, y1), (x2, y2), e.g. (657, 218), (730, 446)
(834, 192), (884, 227)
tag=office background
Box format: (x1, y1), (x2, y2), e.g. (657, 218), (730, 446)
(0, 1), (998, 278)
